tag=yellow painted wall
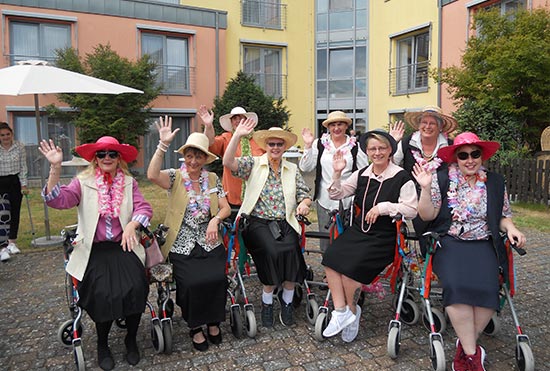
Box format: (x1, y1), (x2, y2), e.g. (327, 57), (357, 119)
(369, 0), (440, 128)
(183, 1), (315, 145)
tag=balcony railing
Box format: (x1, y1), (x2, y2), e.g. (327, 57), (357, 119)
(241, 0), (287, 30)
(389, 60), (430, 95)
(155, 64), (195, 95)
(247, 72), (287, 98)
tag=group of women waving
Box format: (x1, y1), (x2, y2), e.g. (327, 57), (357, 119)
(37, 105), (525, 371)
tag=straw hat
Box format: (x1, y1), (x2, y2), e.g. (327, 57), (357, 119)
(404, 105), (458, 133)
(61, 156), (90, 167)
(253, 127), (297, 151)
(76, 136), (138, 162)
(176, 132), (218, 164)
(322, 111), (352, 128)
(437, 132), (500, 163)
(359, 129), (398, 156)
(219, 107), (258, 132)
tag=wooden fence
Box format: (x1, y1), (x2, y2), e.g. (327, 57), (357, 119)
(486, 158), (550, 206)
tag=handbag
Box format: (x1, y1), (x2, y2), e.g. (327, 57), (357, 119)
(140, 226), (165, 269)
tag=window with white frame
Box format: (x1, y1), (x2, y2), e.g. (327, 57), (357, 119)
(243, 45), (285, 98)
(242, 0), (285, 29)
(141, 33), (190, 95)
(9, 21), (71, 65)
(317, 45), (366, 99)
(392, 30), (430, 95)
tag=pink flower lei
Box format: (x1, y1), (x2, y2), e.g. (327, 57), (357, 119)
(447, 163), (487, 222)
(179, 162), (210, 218)
(95, 167), (125, 218)
(320, 133), (356, 154)
(412, 149), (442, 173)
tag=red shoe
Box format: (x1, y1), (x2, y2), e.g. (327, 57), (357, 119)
(464, 345), (486, 371)
(452, 339), (467, 371)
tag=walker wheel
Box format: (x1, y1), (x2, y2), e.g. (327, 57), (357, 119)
(73, 343), (85, 371)
(306, 297), (319, 325)
(244, 306), (257, 338)
(230, 305), (244, 338)
(115, 317), (127, 329)
(150, 320), (164, 354)
(430, 338), (446, 371)
(516, 341), (535, 371)
(314, 310), (328, 341)
(387, 324), (400, 359)
(400, 298), (420, 325)
(57, 319), (83, 347)
(482, 312), (501, 336)
(422, 308), (446, 333)
(162, 320), (173, 355)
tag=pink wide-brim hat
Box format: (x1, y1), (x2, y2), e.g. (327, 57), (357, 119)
(76, 136), (138, 163)
(437, 132), (500, 163)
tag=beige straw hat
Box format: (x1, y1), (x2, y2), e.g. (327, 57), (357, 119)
(176, 132), (218, 164)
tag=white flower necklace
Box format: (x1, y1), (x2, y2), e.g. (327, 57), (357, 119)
(412, 149), (443, 173)
(320, 133), (356, 154)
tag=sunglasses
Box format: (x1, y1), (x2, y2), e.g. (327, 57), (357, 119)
(96, 150), (119, 159)
(456, 149), (482, 161)
(266, 142), (284, 148)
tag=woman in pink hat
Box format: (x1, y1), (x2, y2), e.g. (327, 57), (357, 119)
(39, 136), (152, 370)
(413, 132), (526, 371)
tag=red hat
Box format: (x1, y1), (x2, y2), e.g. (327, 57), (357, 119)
(437, 132), (500, 163)
(75, 136), (138, 163)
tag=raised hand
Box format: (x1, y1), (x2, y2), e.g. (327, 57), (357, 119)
(389, 120), (405, 143)
(198, 105), (214, 127)
(301, 128), (315, 148)
(38, 139), (63, 166)
(333, 150), (346, 174)
(155, 115), (180, 145)
(233, 117), (256, 138)
(412, 163), (432, 189)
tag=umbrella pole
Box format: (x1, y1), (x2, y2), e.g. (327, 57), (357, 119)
(34, 94), (52, 240)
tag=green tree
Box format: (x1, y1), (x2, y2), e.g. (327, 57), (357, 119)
(47, 44), (160, 150)
(437, 8), (550, 154)
(211, 71), (290, 133)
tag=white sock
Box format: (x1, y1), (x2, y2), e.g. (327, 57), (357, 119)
(282, 288), (294, 305)
(262, 290), (273, 305)
(334, 305), (348, 313)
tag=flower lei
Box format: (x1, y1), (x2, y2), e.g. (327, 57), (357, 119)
(320, 133), (356, 154)
(447, 163), (487, 222)
(179, 162), (210, 218)
(412, 149), (442, 173)
(95, 167), (125, 218)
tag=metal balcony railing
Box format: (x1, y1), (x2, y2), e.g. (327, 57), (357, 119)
(247, 72), (287, 98)
(389, 60), (430, 95)
(155, 64), (195, 95)
(241, 0), (287, 30)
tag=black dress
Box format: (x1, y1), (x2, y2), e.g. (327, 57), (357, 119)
(322, 167), (411, 284)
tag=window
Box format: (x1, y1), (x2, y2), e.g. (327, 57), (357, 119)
(317, 45), (366, 99)
(242, 0), (286, 29)
(13, 115), (75, 178)
(391, 31), (430, 95)
(142, 33), (190, 95)
(243, 45), (285, 98)
(9, 21), (71, 64)
(485, 0), (526, 14)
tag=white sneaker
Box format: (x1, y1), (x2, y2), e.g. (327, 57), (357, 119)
(0, 248), (10, 262)
(341, 304), (361, 343)
(7, 243), (20, 254)
(323, 306), (356, 337)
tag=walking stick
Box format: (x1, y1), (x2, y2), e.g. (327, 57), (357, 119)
(25, 194), (36, 246)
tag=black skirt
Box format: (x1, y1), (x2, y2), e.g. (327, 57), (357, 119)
(433, 235), (500, 310)
(322, 224), (395, 285)
(77, 241), (149, 323)
(169, 244), (227, 328)
(241, 217), (307, 286)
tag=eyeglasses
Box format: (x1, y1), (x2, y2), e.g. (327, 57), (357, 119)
(366, 146), (389, 153)
(96, 150), (119, 159)
(266, 142), (284, 148)
(456, 149), (482, 161)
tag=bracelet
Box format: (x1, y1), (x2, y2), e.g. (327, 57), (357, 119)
(214, 215), (222, 221)
(158, 140), (169, 149)
(156, 144), (167, 153)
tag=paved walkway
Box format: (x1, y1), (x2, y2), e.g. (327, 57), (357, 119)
(0, 228), (548, 370)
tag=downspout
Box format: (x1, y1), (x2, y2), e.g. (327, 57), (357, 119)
(215, 11), (220, 97)
(437, 0), (442, 107)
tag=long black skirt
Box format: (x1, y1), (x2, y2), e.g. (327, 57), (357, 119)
(433, 235), (500, 310)
(169, 244), (227, 328)
(242, 217), (307, 286)
(77, 241), (149, 323)
(322, 224), (395, 285)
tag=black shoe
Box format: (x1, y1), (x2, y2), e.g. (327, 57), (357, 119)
(189, 327), (209, 352)
(124, 336), (140, 366)
(261, 302), (274, 327)
(98, 346), (115, 371)
(207, 324), (222, 345)
(278, 291), (294, 326)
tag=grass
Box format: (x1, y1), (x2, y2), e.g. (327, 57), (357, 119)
(8, 178), (549, 252)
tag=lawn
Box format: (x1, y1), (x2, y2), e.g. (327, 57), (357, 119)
(7, 178), (550, 252)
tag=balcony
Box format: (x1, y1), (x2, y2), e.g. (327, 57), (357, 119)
(241, 0), (287, 30)
(389, 60), (430, 96)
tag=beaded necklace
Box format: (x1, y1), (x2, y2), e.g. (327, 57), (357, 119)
(447, 163), (487, 222)
(179, 162), (210, 218)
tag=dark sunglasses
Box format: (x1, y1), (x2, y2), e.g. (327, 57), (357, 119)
(96, 150), (119, 159)
(266, 142), (284, 148)
(456, 149), (482, 161)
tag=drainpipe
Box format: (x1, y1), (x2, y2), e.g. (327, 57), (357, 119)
(437, 0), (442, 108)
(215, 11), (220, 97)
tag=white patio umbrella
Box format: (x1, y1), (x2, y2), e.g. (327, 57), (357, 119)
(0, 60), (144, 242)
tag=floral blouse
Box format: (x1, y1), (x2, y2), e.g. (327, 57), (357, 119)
(167, 169), (226, 255)
(233, 156), (310, 220)
(430, 164), (512, 240)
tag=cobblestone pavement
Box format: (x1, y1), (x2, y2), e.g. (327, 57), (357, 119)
(0, 227), (548, 371)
